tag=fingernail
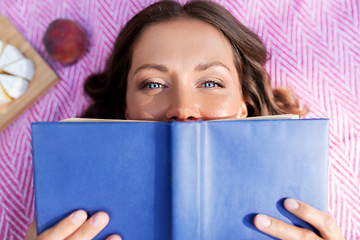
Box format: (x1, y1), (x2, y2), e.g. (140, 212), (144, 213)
(71, 210), (87, 224)
(107, 235), (122, 240)
(284, 198), (299, 210)
(256, 214), (271, 228)
(92, 213), (107, 228)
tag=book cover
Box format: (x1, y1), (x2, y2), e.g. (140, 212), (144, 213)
(31, 118), (329, 239)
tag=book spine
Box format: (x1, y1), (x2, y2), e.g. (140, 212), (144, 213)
(171, 122), (203, 240)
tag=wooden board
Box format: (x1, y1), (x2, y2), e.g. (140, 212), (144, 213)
(0, 15), (59, 133)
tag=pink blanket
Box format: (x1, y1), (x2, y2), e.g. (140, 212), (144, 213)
(0, 0), (359, 239)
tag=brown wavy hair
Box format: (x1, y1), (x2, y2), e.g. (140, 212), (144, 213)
(82, 0), (308, 119)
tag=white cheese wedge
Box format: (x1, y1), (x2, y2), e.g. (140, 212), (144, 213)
(0, 74), (28, 99)
(0, 44), (25, 69)
(0, 43), (35, 105)
(3, 58), (35, 80)
(0, 83), (12, 104)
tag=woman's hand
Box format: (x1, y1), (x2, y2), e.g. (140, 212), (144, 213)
(24, 210), (121, 240)
(254, 198), (345, 240)
(25, 199), (345, 240)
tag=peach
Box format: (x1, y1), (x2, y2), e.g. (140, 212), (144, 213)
(43, 19), (88, 64)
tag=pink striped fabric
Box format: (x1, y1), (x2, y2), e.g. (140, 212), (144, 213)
(0, 0), (359, 239)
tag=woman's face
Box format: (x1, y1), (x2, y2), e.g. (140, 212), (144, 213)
(126, 19), (248, 121)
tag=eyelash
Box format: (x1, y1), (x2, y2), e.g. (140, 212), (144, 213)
(140, 81), (166, 89)
(201, 80), (224, 88)
(140, 79), (224, 89)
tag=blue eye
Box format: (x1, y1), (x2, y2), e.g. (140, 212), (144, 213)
(202, 81), (222, 88)
(147, 83), (162, 88)
(141, 81), (165, 89)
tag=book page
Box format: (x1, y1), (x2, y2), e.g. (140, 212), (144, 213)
(60, 114), (299, 122)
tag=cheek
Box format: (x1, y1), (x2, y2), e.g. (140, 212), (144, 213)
(198, 93), (245, 119)
(126, 94), (168, 120)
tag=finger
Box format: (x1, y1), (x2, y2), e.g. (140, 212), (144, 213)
(284, 198), (345, 240)
(66, 211), (109, 240)
(105, 234), (122, 240)
(37, 210), (88, 240)
(254, 214), (322, 240)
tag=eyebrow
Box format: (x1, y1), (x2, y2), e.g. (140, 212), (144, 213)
(133, 61), (230, 76)
(195, 61), (230, 72)
(133, 64), (168, 75)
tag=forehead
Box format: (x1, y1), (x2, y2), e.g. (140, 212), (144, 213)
(131, 19), (235, 67)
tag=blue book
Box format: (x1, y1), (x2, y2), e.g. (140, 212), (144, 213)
(31, 117), (329, 240)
